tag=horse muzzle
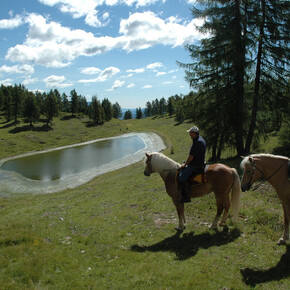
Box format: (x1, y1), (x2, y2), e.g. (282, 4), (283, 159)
(144, 170), (150, 177)
(241, 182), (251, 192)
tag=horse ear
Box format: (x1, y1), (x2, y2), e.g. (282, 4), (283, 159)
(241, 156), (245, 159)
(145, 153), (150, 158)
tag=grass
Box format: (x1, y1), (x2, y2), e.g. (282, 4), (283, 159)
(0, 115), (289, 289)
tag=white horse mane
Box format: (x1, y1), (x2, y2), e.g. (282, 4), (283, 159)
(150, 152), (181, 173)
(240, 153), (289, 169)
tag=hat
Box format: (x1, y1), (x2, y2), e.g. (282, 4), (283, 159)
(187, 126), (199, 133)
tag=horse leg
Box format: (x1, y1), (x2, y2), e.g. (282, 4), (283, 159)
(219, 197), (230, 227)
(173, 199), (186, 231)
(210, 197), (224, 229)
(277, 202), (289, 245)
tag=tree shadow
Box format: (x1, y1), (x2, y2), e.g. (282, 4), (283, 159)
(241, 245), (290, 287)
(131, 227), (241, 261)
(0, 120), (20, 129)
(60, 115), (76, 121)
(9, 124), (53, 133)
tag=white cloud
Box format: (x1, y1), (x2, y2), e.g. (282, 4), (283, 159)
(119, 11), (203, 51)
(79, 66), (120, 83)
(127, 83), (135, 88)
(5, 12), (204, 68)
(107, 79), (125, 91)
(146, 62), (163, 70)
(96, 66), (120, 82)
(85, 10), (109, 27)
(44, 75), (73, 88)
(0, 64), (34, 75)
(156, 71), (166, 77)
(162, 81), (173, 85)
(126, 68), (145, 73)
(0, 14), (24, 29)
(142, 84), (152, 89)
(0, 79), (13, 86)
(81, 67), (101, 75)
(23, 77), (38, 85)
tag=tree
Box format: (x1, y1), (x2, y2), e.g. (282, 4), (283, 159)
(102, 98), (113, 121)
(167, 96), (175, 117)
(112, 102), (122, 118)
(22, 92), (40, 126)
(70, 89), (79, 116)
(244, 0), (289, 153)
(61, 92), (70, 113)
(79, 96), (88, 114)
(159, 97), (167, 115)
(136, 107), (143, 119)
(44, 90), (59, 125)
(1, 85), (11, 121)
(144, 101), (152, 117)
(179, 0), (249, 156)
(10, 84), (24, 123)
(174, 102), (185, 124)
(124, 110), (132, 120)
(88, 96), (104, 125)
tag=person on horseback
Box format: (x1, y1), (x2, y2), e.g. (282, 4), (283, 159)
(178, 126), (206, 203)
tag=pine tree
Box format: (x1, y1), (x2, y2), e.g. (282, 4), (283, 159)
(112, 102), (122, 118)
(179, 0), (249, 156)
(22, 92), (40, 126)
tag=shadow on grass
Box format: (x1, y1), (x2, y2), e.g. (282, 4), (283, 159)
(0, 120), (20, 129)
(0, 237), (32, 247)
(241, 245), (290, 287)
(9, 124), (53, 133)
(131, 227), (241, 260)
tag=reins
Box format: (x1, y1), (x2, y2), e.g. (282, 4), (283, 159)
(250, 159), (287, 191)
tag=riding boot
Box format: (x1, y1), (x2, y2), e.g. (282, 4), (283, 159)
(181, 182), (191, 203)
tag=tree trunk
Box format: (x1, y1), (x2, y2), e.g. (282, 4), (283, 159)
(245, 0), (265, 154)
(233, 0), (245, 156)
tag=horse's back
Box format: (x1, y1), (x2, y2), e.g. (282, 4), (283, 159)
(208, 163), (233, 174)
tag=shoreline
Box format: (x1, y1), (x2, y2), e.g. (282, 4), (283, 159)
(0, 132), (166, 196)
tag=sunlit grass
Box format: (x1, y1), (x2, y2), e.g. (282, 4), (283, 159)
(0, 114), (289, 289)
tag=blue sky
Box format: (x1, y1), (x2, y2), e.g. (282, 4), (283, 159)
(0, 0), (204, 108)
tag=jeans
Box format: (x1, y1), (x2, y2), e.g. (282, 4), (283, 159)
(178, 164), (199, 183)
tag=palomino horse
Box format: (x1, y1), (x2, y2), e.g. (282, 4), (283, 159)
(240, 154), (290, 245)
(144, 152), (241, 230)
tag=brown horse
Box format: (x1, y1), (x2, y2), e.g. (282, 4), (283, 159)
(144, 152), (241, 231)
(240, 154), (290, 245)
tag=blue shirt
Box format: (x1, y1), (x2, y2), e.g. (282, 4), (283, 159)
(189, 135), (206, 166)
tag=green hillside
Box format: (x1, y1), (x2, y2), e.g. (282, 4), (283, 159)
(0, 115), (288, 289)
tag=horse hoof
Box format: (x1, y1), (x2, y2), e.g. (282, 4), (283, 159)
(277, 238), (287, 246)
(175, 226), (185, 232)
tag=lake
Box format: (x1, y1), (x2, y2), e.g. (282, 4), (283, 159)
(1, 135), (145, 181)
(0, 132), (166, 195)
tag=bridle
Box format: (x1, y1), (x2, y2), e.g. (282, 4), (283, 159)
(246, 158), (287, 191)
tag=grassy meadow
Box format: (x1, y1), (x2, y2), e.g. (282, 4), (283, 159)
(0, 115), (289, 289)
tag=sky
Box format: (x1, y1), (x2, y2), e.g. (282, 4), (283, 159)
(0, 0), (204, 108)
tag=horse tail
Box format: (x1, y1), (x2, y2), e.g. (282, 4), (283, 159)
(230, 168), (241, 219)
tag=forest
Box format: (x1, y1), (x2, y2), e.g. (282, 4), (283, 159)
(0, 0), (289, 160)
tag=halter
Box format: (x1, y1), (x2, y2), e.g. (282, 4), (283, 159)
(247, 158), (287, 191)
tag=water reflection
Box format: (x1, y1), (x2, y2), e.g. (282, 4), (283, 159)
(0, 132), (166, 195)
(1, 136), (144, 181)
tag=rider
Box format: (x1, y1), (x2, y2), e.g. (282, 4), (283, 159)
(178, 126), (206, 203)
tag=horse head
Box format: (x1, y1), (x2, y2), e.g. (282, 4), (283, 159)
(144, 153), (153, 176)
(240, 156), (256, 192)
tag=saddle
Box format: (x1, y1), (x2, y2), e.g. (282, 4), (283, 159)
(188, 163), (209, 185)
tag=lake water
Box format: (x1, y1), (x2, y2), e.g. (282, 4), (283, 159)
(0, 132), (166, 195)
(1, 135), (144, 181)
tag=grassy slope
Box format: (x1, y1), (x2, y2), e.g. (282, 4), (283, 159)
(0, 115), (289, 289)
